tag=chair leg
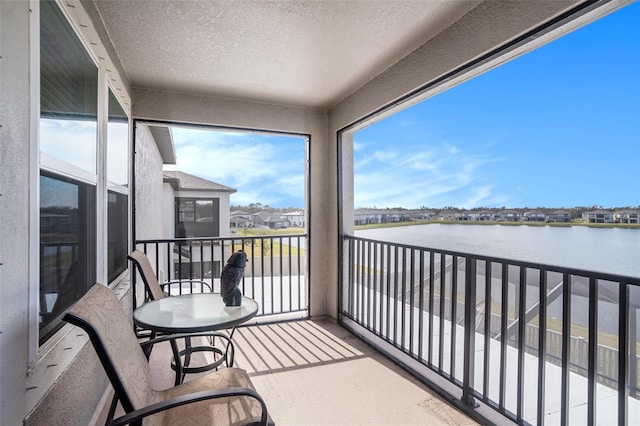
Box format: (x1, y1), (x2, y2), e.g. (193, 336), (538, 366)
(105, 392), (119, 426)
(170, 339), (183, 386)
(143, 331), (157, 359)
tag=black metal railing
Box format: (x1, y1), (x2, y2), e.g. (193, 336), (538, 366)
(340, 235), (640, 425)
(134, 234), (308, 318)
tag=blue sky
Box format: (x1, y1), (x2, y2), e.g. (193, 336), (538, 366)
(166, 127), (306, 208)
(168, 3), (638, 210)
(354, 2), (639, 209)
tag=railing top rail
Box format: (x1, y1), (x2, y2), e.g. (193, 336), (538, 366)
(344, 234), (640, 285)
(136, 234), (308, 245)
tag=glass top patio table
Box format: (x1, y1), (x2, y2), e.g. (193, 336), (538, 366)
(133, 293), (259, 334)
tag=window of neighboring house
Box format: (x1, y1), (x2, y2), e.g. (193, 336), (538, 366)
(38, 0), (130, 344)
(176, 198), (220, 238)
(107, 89), (129, 282)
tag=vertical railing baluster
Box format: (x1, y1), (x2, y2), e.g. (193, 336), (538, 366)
(166, 241), (171, 283)
(270, 237), (274, 314)
(393, 245), (399, 346)
(451, 256), (458, 380)
(517, 266), (526, 422)
(288, 236), (292, 312)
(177, 242), (183, 287)
(368, 241), (373, 330)
(500, 262), (508, 411)
(462, 256), (477, 406)
(587, 277), (598, 425)
(279, 236), (283, 314)
(359, 239), (364, 323)
(618, 281), (628, 426)
(252, 238), (264, 302)
(386, 243), (392, 342)
(347, 237), (353, 316)
(260, 238), (265, 314)
(188, 243), (193, 288)
(401, 247), (407, 351)
(483, 260), (491, 399)
(630, 297), (638, 400)
(561, 273), (572, 426)
(439, 253), (446, 372)
(418, 249), (425, 362)
(211, 238), (215, 292)
(199, 242), (204, 292)
(428, 251), (435, 366)
(537, 269), (547, 426)
(409, 248), (415, 356)
(373, 242), (379, 334)
(297, 236), (302, 310)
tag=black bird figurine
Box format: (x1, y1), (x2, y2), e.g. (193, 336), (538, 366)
(220, 250), (247, 306)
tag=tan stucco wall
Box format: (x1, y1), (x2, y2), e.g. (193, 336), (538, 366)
(0, 2), (34, 425)
(0, 1), (133, 424)
(23, 344), (110, 426)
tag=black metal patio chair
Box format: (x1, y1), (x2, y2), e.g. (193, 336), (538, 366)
(128, 250), (235, 382)
(63, 283), (272, 426)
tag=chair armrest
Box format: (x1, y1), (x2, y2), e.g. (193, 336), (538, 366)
(108, 387), (269, 426)
(160, 279), (213, 294)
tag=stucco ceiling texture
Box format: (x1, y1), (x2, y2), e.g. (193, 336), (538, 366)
(93, 0), (478, 108)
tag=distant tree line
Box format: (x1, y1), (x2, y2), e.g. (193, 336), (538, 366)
(355, 205), (640, 220)
(231, 203), (302, 214)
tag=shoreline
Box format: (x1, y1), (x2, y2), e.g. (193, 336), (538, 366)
(355, 220), (640, 231)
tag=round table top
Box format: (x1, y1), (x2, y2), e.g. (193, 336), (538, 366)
(133, 293), (259, 333)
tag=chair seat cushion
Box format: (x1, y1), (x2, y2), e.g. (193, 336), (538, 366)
(149, 368), (271, 426)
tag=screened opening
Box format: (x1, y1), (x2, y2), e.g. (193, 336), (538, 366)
(134, 122), (310, 318)
(338, 3), (639, 424)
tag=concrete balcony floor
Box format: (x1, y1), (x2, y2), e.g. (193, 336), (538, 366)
(141, 319), (477, 425)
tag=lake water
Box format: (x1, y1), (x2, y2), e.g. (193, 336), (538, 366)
(356, 224), (640, 278)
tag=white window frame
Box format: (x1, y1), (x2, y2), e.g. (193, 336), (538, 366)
(29, 0), (132, 364)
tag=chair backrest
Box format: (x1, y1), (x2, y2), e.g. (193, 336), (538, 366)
(128, 249), (165, 300)
(63, 283), (152, 413)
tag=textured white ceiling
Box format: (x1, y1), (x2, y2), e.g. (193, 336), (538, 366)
(93, 0), (478, 108)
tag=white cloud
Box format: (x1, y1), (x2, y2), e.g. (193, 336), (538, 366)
(168, 127), (306, 207)
(354, 141), (507, 208)
(40, 118), (97, 173)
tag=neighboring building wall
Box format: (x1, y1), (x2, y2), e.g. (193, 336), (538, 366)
(134, 123), (170, 287)
(135, 124), (167, 241)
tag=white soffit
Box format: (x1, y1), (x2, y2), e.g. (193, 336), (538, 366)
(147, 125), (176, 164)
(92, 0), (479, 108)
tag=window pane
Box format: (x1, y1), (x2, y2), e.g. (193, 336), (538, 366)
(40, 173), (96, 344)
(195, 200), (214, 222)
(179, 200), (195, 222)
(40, 0), (98, 174)
(175, 198), (219, 238)
(107, 89), (129, 186)
(108, 191), (128, 282)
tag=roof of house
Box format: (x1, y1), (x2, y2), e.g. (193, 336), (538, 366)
(163, 171), (236, 193)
